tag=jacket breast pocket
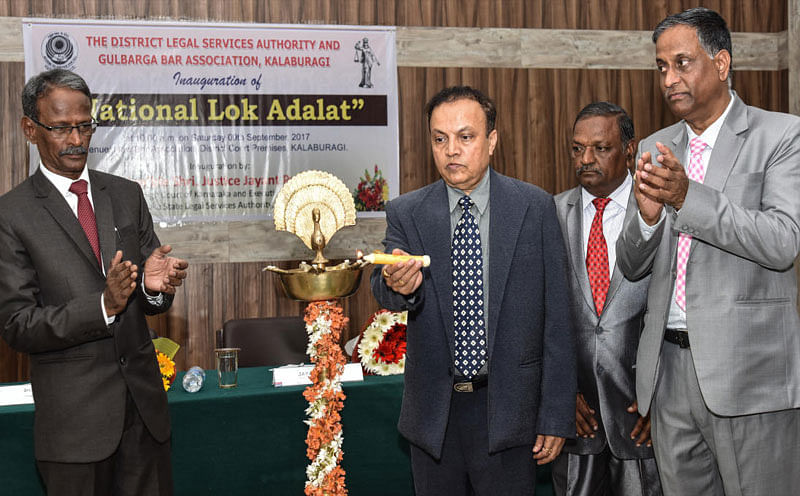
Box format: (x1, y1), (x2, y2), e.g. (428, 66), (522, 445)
(512, 242), (538, 263)
(116, 224), (140, 257)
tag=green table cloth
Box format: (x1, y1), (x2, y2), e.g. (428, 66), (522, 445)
(0, 367), (553, 495)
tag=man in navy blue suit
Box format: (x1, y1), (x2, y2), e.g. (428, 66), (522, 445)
(371, 86), (576, 495)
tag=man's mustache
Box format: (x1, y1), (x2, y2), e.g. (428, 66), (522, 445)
(577, 164), (601, 175)
(59, 146), (87, 156)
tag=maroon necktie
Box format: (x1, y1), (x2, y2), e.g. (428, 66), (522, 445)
(586, 197), (611, 315)
(69, 180), (101, 267)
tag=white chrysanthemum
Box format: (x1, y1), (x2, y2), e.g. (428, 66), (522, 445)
(357, 310), (408, 376)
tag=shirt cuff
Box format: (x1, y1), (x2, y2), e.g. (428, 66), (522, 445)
(637, 210), (665, 241)
(100, 293), (115, 326)
(142, 273), (165, 306)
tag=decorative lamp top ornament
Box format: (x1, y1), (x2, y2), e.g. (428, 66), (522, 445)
(273, 170), (356, 260)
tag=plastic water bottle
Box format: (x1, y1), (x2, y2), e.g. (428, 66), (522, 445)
(182, 366), (206, 393)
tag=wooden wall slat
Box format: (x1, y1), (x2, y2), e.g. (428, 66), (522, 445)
(0, 0), (790, 381)
(0, 1), (788, 31)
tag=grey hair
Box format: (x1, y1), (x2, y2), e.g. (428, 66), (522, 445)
(22, 69), (91, 121)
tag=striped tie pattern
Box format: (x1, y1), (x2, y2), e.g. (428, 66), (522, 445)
(675, 137), (708, 310)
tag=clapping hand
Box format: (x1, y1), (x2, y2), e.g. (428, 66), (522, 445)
(144, 245), (188, 294)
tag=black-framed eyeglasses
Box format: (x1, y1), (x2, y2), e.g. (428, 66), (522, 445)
(27, 116), (98, 138)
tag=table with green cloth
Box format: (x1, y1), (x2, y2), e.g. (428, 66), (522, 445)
(0, 367), (554, 495)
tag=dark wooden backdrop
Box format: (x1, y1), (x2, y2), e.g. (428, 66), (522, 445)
(0, 0), (788, 381)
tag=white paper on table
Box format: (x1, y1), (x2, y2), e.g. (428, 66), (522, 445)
(272, 363), (364, 387)
(0, 383), (34, 406)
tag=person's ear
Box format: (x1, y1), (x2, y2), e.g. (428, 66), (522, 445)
(715, 49), (731, 82)
(21, 116), (38, 145)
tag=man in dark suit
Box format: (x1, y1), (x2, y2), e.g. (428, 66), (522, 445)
(552, 102), (661, 496)
(0, 69), (187, 496)
(617, 8), (800, 494)
(371, 86), (576, 495)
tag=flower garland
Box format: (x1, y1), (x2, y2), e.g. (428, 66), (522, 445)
(302, 300), (349, 496)
(353, 164), (389, 211)
(357, 310), (407, 375)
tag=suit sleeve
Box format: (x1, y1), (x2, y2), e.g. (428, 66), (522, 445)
(676, 120), (800, 270)
(133, 182), (173, 315)
(616, 146), (668, 281)
(0, 215), (110, 354)
(536, 197), (578, 437)
(370, 199), (423, 312)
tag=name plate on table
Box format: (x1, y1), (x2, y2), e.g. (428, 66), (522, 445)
(0, 383), (34, 406)
(272, 363), (364, 387)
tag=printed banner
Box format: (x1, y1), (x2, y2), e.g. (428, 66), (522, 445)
(23, 19), (398, 224)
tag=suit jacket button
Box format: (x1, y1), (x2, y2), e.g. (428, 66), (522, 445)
(597, 365), (604, 374)
(595, 326), (603, 335)
(119, 356), (127, 366)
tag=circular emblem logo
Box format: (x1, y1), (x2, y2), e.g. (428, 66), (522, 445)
(41, 32), (78, 70)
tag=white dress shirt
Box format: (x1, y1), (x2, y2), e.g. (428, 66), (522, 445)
(581, 172), (632, 276)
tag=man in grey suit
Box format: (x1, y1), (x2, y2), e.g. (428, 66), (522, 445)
(371, 86), (576, 495)
(617, 8), (800, 495)
(0, 69), (187, 495)
(552, 102), (661, 496)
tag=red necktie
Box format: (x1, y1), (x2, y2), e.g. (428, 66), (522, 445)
(586, 197), (611, 315)
(69, 180), (102, 267)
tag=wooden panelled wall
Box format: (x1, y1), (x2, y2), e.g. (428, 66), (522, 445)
(0, 1), (789, 381)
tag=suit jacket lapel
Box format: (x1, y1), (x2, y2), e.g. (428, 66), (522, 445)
(90, 171), (117, 273)
(413, 180), (456, 356)
(487, 170), (525, 360)
(604, 184), (638, 311)
(704, 93), (747, 192)
(32, 169), (104, 274)
(683, 93), (747, 257)
(565, 187), (595, 312)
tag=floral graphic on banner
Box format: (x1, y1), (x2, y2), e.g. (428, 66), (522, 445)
(353, 165), (389, 211)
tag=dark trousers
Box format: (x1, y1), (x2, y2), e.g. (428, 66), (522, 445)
(551, 447), (661, 496)
(37, 391), (173, 496)
(410, 386), (537, 495)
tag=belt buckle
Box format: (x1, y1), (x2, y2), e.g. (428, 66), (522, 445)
(453, 381), (474, 393)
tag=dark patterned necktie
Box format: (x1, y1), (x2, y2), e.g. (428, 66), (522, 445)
(586, 197), (611, 315)
(69, 180), (101, 267)
(452, 195), (486, 379)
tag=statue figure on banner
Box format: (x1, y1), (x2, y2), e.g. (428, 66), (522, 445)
(354, 37), (380, 88)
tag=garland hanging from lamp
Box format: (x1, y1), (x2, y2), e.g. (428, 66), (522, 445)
(303, 300), (349, 496)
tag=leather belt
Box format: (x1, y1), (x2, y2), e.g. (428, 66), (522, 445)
(664, 328), (690, 348)
(453, 375), (488, 393)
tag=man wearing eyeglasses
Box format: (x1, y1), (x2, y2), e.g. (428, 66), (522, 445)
(0, 69), (187, 496)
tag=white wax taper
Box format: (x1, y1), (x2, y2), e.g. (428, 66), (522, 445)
(364, 253), (431, 267)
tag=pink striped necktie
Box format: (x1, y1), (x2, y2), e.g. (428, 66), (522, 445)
(69, 180), (102, 267)
(675, 137), (708, 311)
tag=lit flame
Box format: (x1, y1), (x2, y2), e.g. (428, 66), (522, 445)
(356, 250), (363, 259)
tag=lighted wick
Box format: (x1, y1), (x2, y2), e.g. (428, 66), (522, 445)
(363, 252), (431, 267)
